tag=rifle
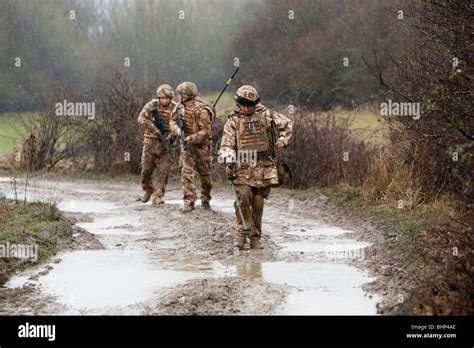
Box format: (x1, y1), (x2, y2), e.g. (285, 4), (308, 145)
(268, 119), (277, 159)
(151, 101), (171, 152)
(175, 103), (188, 152)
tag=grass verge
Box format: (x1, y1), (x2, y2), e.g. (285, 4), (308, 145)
(0, 197), (74, 286)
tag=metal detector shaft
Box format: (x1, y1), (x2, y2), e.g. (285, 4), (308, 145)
(213, 67), (240, 109)
(229, 178), (251, 235)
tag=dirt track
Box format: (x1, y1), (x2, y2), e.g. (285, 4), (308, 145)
(0, 175), (381, 315)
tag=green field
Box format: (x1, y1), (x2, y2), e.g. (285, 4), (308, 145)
(326, 106), (388, 145)
(203, 92), (386, 144)
(0, 102), (385, 155)
(201, 91), (236, 119)
(0, 114), (30, 154)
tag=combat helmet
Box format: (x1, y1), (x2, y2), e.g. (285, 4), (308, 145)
(176, 82), (198, 98)
(156, 84), (174, 98)
(234, 85), (260, 106)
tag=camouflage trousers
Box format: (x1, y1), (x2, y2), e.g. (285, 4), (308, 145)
(180, 144), (212, 205)
(141, 137), (172, 198)
(233, 184), (271, 239)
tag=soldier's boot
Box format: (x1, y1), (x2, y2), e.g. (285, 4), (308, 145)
(233, 233), (246, 249)
(200, 175), (212, 209)
(151, 195), (164, 205)
(250, 237), (263, 249)
(141, 191), (153, 203)
(180, 203), (195, 213)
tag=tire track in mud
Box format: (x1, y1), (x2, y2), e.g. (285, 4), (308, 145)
(0, 175), (380, 315)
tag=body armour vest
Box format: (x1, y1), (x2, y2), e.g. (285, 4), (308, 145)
(235, 108), (270, 154)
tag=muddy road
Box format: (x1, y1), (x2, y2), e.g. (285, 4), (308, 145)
(0, 175), (380, 315)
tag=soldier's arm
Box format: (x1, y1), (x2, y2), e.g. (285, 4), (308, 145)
(138, 102), (162, 138)
(187, 108), (212, 144)
(271, 111), (293, 147)
(168, 105), (181, 136)
(219, 116), (237, 163)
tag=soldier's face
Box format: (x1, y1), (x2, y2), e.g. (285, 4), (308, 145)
(180, 94), (192, 103)
(160, 97), (171, 106)
(239, 104), (255, 116)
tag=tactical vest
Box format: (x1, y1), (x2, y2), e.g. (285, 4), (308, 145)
(154, 101), (175, 134)
(182, 105), (196, 135)
(181, 100), (213, 136)
(235, 108), (270, 153)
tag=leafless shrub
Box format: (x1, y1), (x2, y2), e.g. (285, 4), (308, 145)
(79, 71), (148, 173)
(19, 112), (78, 171)
(364, 0), (473, 207)
(282, 110), (375, 189)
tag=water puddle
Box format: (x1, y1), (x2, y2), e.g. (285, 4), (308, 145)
(1, 179), (380, 314)
(7, 250), (210, 310)
(280, 240), (371, 254)
(5, 248), (241, 312)
(164, 198), (235, 213)
(77, 216), (144, 235)
(283, 225), (354, 237)
(226, 261), (378, 314)
(58, 200), (118, 213)
(202, 198), (235, 213)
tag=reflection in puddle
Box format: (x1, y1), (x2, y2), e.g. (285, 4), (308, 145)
(236, 262), (263, 280)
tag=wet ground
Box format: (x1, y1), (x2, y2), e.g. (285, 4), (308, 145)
(0, 175), (380, 315)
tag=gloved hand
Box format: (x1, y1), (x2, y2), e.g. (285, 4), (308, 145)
(275, 139), (285, 150)
(225, 162), (236, 181)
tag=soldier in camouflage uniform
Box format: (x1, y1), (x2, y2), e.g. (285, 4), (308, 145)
(169, 82), (214, 213)
(138, 84), (177, 205)
(220, 85), (292, 249)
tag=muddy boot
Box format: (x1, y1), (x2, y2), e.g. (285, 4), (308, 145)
(250, 237), (263, 249)
(233, 233), (246, 249)
(141, 191), (153, 203)
(151, 195), (164, 205)
(201, 201), (211, 210)
(180, 203), (195, 213)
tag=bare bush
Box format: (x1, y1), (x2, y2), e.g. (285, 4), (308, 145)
(19, 111), (78, 171)
(79, 71), (149, 173)
(364, 0), (473, 207)
(282, 110), (375, 188)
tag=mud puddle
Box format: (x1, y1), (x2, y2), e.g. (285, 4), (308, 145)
(6, 250), (234, 313)
(0, 176), (380, 315)
(166, 193), (379, 314)
(77, 216), (144, 235)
